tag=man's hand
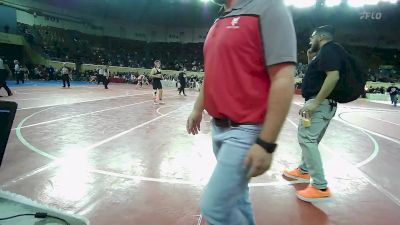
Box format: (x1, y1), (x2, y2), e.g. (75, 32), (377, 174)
(244, 144), (273, 179)
(299, 99), (320, 118)
(186, 110), (202, 135)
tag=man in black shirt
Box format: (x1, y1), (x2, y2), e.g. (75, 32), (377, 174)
(387, 83), (399, 107)
(284, 25), (342, 202)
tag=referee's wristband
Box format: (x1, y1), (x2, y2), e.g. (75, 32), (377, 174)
(255, 137), (277, 154)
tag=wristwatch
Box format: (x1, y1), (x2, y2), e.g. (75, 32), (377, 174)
(255, 137), (277, 154)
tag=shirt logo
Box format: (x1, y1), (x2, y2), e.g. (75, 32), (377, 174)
(227, 17), (240, 29)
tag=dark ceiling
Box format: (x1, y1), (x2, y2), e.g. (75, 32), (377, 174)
(23, 0), (222, 28)
(3, 0), (400, 48)
(3, 0), (399, 29)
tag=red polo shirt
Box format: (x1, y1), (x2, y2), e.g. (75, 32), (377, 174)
(203, 0), (297, 124)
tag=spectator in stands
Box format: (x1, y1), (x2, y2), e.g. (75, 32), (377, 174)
(33, 66), (40, 79)
(387, 83), (399, 107)
(380, 86), (385, 94)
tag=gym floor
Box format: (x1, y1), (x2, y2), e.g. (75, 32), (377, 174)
(1, 81), (399, 225)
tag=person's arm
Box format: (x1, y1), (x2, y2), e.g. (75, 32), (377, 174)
(300, 75), (340, 115)
(149, 68), (156, 78)
(193, 84), (205, 111)
(245, 64), (295, 178)
(313, 71), (340, 105)
(186, 84), (205, 135)
(258, 64), (295, 143)
(244, 1), (297, 178)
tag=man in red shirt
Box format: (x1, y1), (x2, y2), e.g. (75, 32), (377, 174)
(186, 0), (297, 224)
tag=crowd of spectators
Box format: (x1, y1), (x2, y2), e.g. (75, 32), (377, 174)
(17, 23), (204, 72)
(12, 23), (400, 85)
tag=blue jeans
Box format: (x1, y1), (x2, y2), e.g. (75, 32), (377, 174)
(200, 120), (262, 225)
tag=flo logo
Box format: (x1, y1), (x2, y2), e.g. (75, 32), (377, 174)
(360, 11), (382, 20)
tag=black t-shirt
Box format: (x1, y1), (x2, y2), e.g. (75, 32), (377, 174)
(0, 70), (6, 83)
(178, 72), (186, 83)
(387, 86), (399, 95)
(302, 42), (345, 100)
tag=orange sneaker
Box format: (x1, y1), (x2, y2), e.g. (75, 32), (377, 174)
(283, 168), (310, 182)
(297, 185), (331, 202)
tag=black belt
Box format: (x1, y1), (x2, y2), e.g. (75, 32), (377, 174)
(305, 97), (337, 111)
(213, 118), (257, 128)
(328, 99), (337, 111)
